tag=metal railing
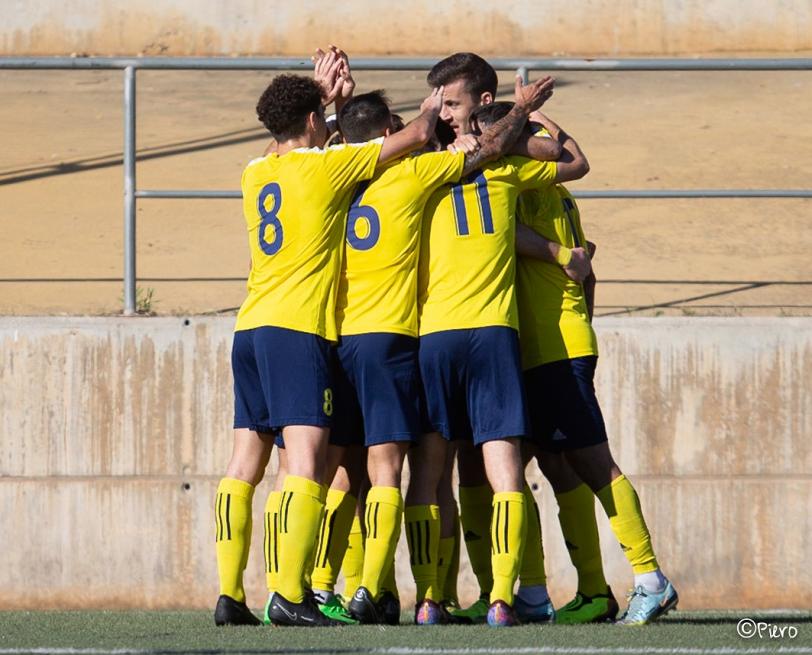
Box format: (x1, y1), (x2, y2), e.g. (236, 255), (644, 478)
(2, 56), (811, 314)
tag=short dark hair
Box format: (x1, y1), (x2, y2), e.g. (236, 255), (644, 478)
(338, 90), (392, 143)
(471, 101), (514, 131)
(256, 74), (323, 141)
(427, 52), (498, 98)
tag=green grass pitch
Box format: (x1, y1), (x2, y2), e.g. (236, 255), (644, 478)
(1, 610), (811, 654)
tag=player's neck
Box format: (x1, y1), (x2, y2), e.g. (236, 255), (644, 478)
(276, 133), (320, 156)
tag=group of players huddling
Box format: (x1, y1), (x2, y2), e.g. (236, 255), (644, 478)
(213, 47), (679, 629)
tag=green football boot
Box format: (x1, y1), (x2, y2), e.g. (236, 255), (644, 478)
(555, 589), (620, 625)
(319, 593), (359, 625)
(450, 594), (490, 624)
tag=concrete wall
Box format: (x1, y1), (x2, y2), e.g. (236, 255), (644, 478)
(2, 0), (811, 57)
(0, 317), (810, 610)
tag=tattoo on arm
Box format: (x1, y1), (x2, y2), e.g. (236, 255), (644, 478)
(461, 105), (529, 176)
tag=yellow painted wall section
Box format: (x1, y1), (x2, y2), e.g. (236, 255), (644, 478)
(2, 1), (811, 56)
(1, 317), (810, 609)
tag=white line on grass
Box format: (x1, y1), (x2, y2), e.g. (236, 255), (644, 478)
(2, 647), (811, 655)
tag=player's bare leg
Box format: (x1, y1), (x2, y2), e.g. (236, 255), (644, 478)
(348, 441), (409, 624)
(214, 429), (274, 626)
(405, 432), (448, 623)
(564, 442), (677, 624)
(481, 438), (526, 626)
(452, 441), (493, 623)
(437, 447), (460, 613)
(267, 425), (343, 626)
(311, 445), (365, 624)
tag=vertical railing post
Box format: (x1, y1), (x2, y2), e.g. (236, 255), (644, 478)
(517, 65), (529, 84)
(123, 65), (136, 315)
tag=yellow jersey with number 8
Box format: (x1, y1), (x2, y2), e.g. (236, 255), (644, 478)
(516, 184), (598, 368)
(418, 156), (557, 335)
(337, 151), (465, 337)
(235, 139), (383, 340)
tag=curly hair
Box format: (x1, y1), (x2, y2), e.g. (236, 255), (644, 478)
(427, 52), (498, 99)
(256, 74), (323, 140)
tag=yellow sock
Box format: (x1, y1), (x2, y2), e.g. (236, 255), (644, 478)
(490, 491), (526, 606)
(436, 537), (455, 599)
(404, 504), (440, 601)
(381, 555), (398, 597)
(596, 475), (659, 574)
(342, 515), (365, 598)
(442, 513), (461, 604)
(263, 490), (282, 593)
(458, 485), (494, 595)
(556, 483), (608, 596)
(360, 486), (403, 599)
(519, 485), (546, 586)
(276, 475), (326, 603)
(311, 488), (357, 593)
(215, 477), (255, 603)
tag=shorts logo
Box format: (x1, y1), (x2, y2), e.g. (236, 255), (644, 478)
(322, 388), (333, 417)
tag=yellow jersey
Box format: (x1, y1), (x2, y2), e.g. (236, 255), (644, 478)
(337, 151), (465, 337)
(235, 139), (383, 340)
(516, 184), (598, 368)
(418, 156), (557, 335)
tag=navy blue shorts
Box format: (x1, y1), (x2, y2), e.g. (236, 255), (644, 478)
(523, 355), (608, 453)
(232, 326), (333, 433)
(419, 326), (529, 445)
(331, 333), (423, 447)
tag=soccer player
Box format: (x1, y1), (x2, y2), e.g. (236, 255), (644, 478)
(417, 52), (592, 626)
(317, 77), (554, 625)
(214, 71), (446, 627)
(516, 112), (679, 625)
(407, 83), (590, 625)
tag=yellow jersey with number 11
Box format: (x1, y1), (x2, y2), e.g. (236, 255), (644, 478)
(418, 156), (557, 336)
(235, 139), (383, 341)
(337, 150), (465, 337)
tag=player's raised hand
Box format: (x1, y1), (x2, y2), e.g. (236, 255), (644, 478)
(421, 86), (444, 116)
(514, 75), (555, 113)
(312, 47), (343, 106)
(448, 134), (480, 155)
(330, 45), (356, 102)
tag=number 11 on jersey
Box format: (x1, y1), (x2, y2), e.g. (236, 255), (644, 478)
(450, 171), (494, 237)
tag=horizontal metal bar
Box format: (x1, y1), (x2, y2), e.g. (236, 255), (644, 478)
(135, 190), (240, 199)
(136, 189), (812, 200)
(573, 190), (812, 199)
(1, 56), (811, 71)
(2, 278), (808, 285)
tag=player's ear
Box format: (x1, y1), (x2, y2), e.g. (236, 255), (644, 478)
(307, 110), (320, 133)
(480, 91), (494, 105)
(384, 127), (392, 137)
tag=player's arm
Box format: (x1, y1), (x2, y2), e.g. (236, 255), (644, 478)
(531, 111), (590, 182)
(377, 88), (443, 164)
(584, 241), (597, 320)
(515, 222), (592, 283)
(451, 76), (556, 177)
(510, 129), (562, 161)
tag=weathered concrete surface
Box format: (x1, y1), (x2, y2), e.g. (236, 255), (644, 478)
(2, 1), (811, 56)
(0, 317), (810, 609)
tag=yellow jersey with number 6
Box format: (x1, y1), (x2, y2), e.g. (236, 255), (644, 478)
(418, 156), (557, 335)
(337, 151), (465, 337)
(235, 139), (383, 340)
(516, 184), (598, 368)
